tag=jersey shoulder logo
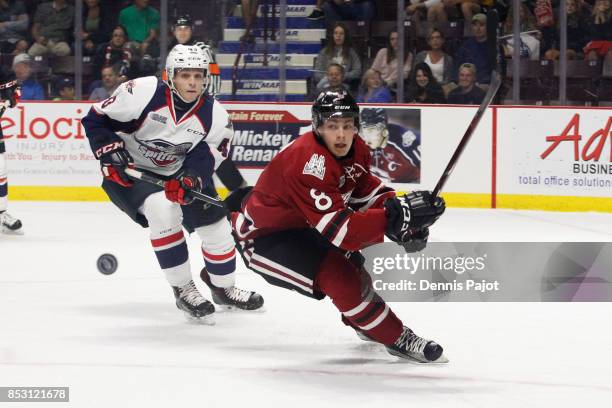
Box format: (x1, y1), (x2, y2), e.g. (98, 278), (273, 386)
(343, 163), (366, 182)
(302, 153), (326, 181)
(134, 137), (192, 167)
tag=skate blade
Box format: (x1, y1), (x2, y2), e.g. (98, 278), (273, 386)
(215, 304), (266, 313)
(1, 226), (24, 235)
(387, 349), (450, 364)
(184, 312), (216, 325)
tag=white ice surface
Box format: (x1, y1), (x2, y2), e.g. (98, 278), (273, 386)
(1, 202), (612, 407)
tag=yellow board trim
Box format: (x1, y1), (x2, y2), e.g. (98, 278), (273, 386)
(8, 187), (612, 212)
(496, 194), (612, 212)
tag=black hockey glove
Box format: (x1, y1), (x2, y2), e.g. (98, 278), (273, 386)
(224, 186), (253, 212)
(165, 169), (203, 205)
(0, 79), (19, 109)
(96, 141), (134, 187)
(384, 191), (445, 250)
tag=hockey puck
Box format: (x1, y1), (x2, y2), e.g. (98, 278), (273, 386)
(97, 254), (118, 275)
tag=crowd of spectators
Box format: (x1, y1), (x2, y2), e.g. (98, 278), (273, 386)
(0, 0), (168, 100)
(0, 0), (611, 103)
(311, 0), (612, 104)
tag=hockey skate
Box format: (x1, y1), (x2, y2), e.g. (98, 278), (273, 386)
(386, 326), (447, 363)
(0, 211), (23, 234)
(172, 280), (215, 324)
(200, 268), (264, 311)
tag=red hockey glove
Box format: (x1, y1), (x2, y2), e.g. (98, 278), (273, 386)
(164, 170), (203, 205)
(97, 141), (134, 187)
(384, 191), (445, 250)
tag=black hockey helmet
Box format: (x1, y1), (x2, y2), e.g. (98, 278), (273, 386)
(312, 89), (360, 135)
(360, 107), (388, 127)
(173, 14), (193, 30)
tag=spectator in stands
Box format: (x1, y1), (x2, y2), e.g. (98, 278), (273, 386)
(405, 62), (446, 104)
(314, 22), (362, 91)
(12, 53), (44, 100)
(370, 28), (412, 90)
(95, 26), (133, 79)
(447, 63), (485, 104)
(321, 0), (376, 27)
(405, 0), (446, 26)
(583, 0), (612, 63)
(0, 0), (29, 55)
(357, 69), (392, 102)
(501, 2), (541, 61)
(544, 0), (590, 60)
(53, 76), (75, 101)
(307, 0), (325, 20)
(119, 0), (160, 58)
(453, 13), (492, 85)
(315, 62), (349, 94)
(239, 0), (258, 44)
(89, 64), (120, 101)
(80, 0), (112, 56)
(430, 0), (481, 25)
(29, 0), (73, 57)
(413, 28), (454, 87)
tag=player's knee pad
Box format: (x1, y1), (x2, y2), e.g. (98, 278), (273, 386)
(0, 152), (7, 178)
(195, 218), (235, 253)
(0, 153), (7, 207)
(195, 218), (236, 288)
(139, 191), (183, 232)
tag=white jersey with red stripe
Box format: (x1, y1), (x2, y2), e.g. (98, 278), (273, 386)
(232, 131), (395, 252)
(83, 76), (233, 179)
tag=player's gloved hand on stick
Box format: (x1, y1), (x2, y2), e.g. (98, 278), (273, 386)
(97, 141), (134, 187)
(384, 191), (445, 250)
(400, 227), (429, 253)
(165, 169), (202, 205)
(224, 185), (253, 212)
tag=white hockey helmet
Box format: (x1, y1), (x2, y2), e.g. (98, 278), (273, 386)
(164, 44), (210, 97)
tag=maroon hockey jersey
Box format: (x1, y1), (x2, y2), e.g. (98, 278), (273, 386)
(232, 131), (396, 251)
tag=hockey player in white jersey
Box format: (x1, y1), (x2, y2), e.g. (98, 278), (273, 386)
(82, 44), (263, 322)
(0, 72), (23, 234)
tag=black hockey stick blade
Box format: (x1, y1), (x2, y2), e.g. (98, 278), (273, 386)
(124, 168), (226, 208)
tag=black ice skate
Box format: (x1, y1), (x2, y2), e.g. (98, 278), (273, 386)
(200, 268), (264, 311)
(0, 211), (23, 234)
(386, 326), (447, 363)
(172, 280), (215, 323)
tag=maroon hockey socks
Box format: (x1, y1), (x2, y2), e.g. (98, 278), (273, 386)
(315, 251), (403, 345)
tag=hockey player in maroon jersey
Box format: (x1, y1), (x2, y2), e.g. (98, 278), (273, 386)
(230, 90), (447, 362)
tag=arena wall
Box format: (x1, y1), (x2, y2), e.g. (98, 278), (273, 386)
(3, 102), (611, 212)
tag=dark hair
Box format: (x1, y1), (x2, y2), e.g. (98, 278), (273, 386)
(409, 63), (436, 88)
(386, 29), (398, 65)
(405, 62), (445, 103)
(323, 22), (352, 61)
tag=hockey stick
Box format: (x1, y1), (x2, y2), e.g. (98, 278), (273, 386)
(124, 168), (226, 208)
(432, 10), (502, 198)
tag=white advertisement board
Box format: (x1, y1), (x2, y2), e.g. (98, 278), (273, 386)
(497, 107), (612, 198)
(2, 102), (99, 186)
(2, 102), (608, 211)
